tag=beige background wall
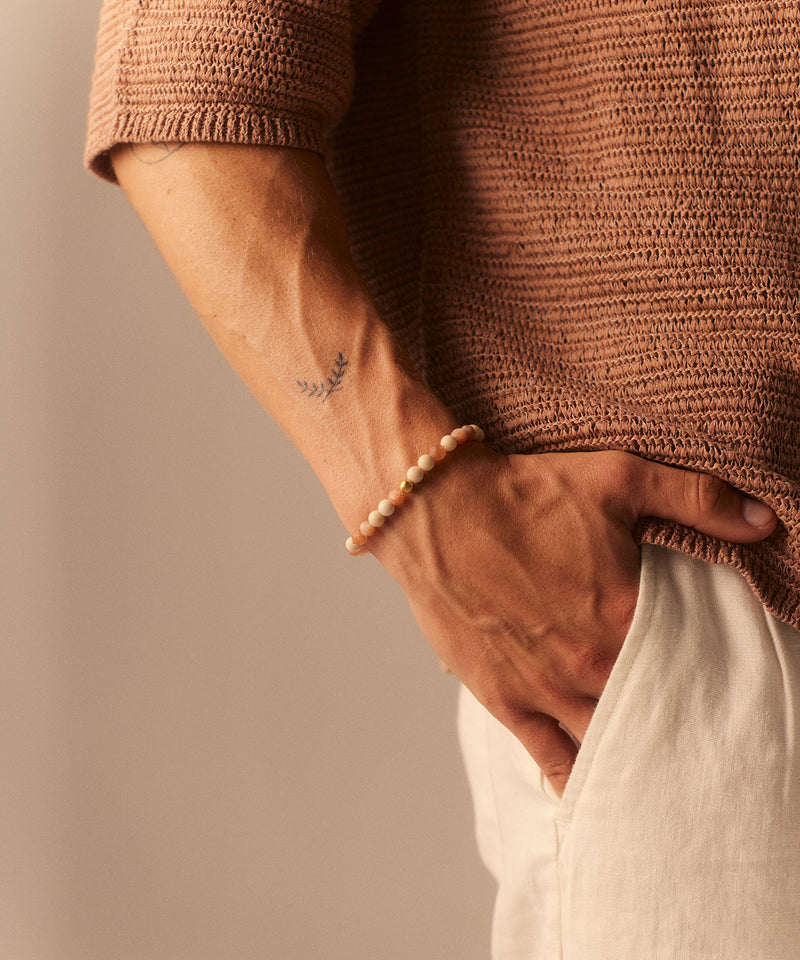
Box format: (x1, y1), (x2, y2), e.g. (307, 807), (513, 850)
(2, 4), (494, 958)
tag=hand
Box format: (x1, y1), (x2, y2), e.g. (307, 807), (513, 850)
(370, 447), (777, 796)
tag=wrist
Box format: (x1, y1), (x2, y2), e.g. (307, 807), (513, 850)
(343, 424), (487, 556)
(290, 312), (461, 528)
(356, 434), (505, 583)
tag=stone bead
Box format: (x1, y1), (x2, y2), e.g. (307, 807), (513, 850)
(346, 424), (483, 556)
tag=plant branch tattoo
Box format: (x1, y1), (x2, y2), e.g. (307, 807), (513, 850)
(297, 352), (349, 402)
(129, 142), (185, 164)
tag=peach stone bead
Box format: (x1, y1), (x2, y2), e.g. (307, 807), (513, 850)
(441, 434), (458, 452)
(389, 489), (407, 506)
(430, 444), (447, 462)
(452, 427), (469, 445)
(360, 520), (376, 538)
(417, 453), (435, 472)
(470, 424), (485, 442)
(462, 424), (476, 441)
(351, 530), (368, 546)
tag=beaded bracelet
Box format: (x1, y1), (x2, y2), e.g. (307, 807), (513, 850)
(345, 424), (485, 556)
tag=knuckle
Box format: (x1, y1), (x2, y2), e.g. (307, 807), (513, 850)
(683, 470), (725, 514)
(567, 644), (615, 685)
(602, 450), (639, 488)
(603, 582), (639, 641)
(538, 755), (574, 786)
(592, 452), (642, 518)
(482, 686), (525, 725)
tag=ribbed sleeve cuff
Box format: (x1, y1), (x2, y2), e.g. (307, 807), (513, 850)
(84, 0), (357, 183)
(85, 108), (329, 183)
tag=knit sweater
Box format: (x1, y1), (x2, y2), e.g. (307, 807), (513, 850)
(86, 0), (800, 628)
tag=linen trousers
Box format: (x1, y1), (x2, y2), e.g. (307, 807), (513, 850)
(458, 544), (800, 960)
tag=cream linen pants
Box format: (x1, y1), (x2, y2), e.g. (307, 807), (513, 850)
(458, 544), (800, 960)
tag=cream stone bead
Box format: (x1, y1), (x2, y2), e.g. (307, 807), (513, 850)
(368, 509), (386, 527)
(345, 424), (484, 556)
(345, 537), (364, 555)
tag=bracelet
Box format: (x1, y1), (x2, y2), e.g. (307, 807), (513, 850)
(345, 424), (485, 556)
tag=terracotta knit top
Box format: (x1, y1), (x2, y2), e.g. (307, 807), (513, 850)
(86, 0), (800, 628)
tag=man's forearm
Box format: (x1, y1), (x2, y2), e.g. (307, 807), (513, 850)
(110, 142), (457, 531)
(110, 141), (778, 796)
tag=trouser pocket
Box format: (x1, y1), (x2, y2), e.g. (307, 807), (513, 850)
(556, 544), (800, 960)
(553, 543), (655, 826)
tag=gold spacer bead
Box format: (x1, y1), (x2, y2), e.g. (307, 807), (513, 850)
(399, 479), (415, 495)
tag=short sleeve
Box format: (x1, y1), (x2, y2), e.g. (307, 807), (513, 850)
(85, 0), (364, 182)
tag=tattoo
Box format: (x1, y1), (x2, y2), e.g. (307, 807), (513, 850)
(297, 352), (349, 402)
(129, 142), (185, 164)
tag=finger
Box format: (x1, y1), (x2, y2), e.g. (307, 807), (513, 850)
(631, 460), (777, 543)
(509, 711), (580, 798)
(559, 696), (602, 743)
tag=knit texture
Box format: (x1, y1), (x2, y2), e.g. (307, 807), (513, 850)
(86, 0), (800, 628)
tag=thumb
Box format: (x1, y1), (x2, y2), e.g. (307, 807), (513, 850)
(634, 460), (777, 544)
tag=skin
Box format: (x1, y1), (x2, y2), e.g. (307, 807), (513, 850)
(111, 142), (778, 796)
